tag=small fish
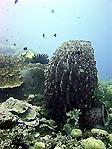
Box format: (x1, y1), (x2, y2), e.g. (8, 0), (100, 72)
(23, 47), (28, 50)
(51, 9), (54, 14)
(13, 43), (16, 46)
(42, 34), (47, 38)
(14, 0), (18, 4)
(53, 33), (57, 37)
(104, 119), (110, 129)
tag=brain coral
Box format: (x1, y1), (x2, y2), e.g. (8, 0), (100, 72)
(44, 40), (98, 121)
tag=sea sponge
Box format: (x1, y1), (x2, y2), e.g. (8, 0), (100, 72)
(44, 40), (98, 121)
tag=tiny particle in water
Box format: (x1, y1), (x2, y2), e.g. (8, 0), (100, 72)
(77, 16), (80, 19)
(23, 47), (28, 50)
(6, 39), (8, 42)
(13, 43), (16, 46)
(53, 33), (57, 37)
(14, 0), (18, 4)
(51, 9), (54, 13)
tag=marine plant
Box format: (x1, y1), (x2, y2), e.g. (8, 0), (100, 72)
(94, 80), (112, 108)
(44, 40), (98, 122)
(63, 109), (80, 135)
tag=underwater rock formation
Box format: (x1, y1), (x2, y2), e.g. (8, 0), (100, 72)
(44, 40), (98, 121)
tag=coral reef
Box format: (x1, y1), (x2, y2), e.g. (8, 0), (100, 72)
(1, 42), (112, 148)
(0, 54), (27, 101)
(0, 54), (26, 89)
(44, 40), (98, 122)
(0, 53), (45, 101)
(16, 50), (49, 64)
(0, 94), (112, 148)
(0, 97), (57, 149)
(0, 97), (40, 129)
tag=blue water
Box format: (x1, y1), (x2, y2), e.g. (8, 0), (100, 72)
(0, 0), (112, 79)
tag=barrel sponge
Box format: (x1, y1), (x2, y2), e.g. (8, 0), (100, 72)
(44, 40), (98, 121)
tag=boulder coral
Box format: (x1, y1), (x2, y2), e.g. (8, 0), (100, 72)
(44, 40), (98, 121)
(81, 137), (106, 149)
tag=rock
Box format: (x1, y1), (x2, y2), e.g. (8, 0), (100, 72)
(81, 137), (106, 149)
(70, 128), (82, 138)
